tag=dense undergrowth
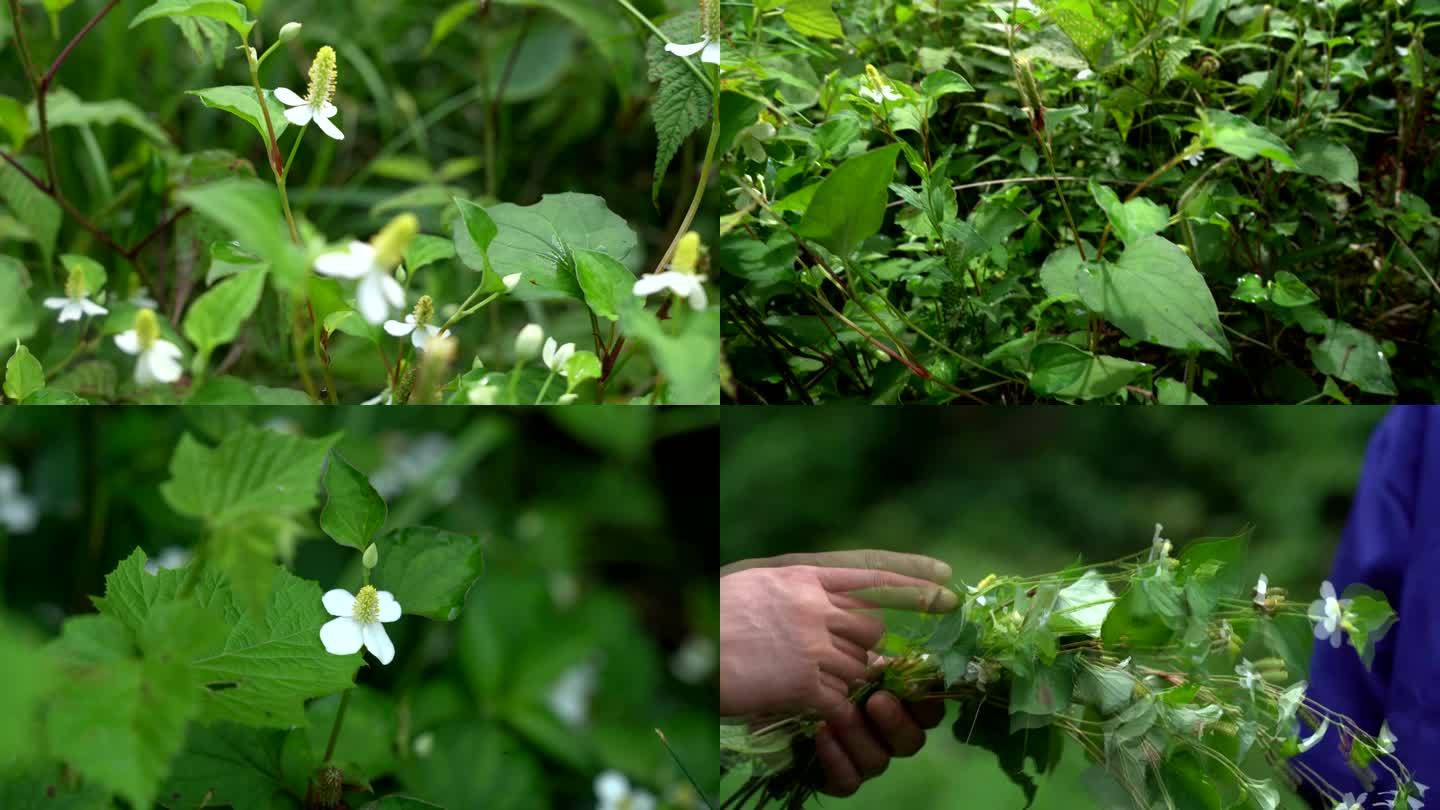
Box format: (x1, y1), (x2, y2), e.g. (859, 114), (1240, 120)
(717, 0), (1440, 403)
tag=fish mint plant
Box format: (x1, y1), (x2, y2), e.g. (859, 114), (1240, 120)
(722, 527), (1413, 810)
(0, 0), (721, 404)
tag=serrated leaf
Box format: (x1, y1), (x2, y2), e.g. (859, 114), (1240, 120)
(188, 86), (290, 145)
(484, 193), (639, 301)
(646, 12), (712, 201)
(160, 426), (338, 527)
(320, 451), (387, 550)
(177, 179), (307, 294)
(370, 527), (484, 621)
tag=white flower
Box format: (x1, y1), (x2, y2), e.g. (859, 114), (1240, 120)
(1334, 793), (1368, 810)
(44, 294), (107, 323)
(543, 337), (575, 376)
(1254, 574), (1269, 607)
(363, 389), (394, 405)
(595, 771), (656, 810)
(1236, 659), (1261, 693)
(633, 271), (708, 311)
(371, 434), (460, 502)
(670, 636), (717, 684)
(0, 465), (38, 534)
(1308, 580), (1351, 649)
(1075, 68), (1094, 81)
(546, 662), (597, 728)
(1185, 152), (1203, 167)
(128, 287), (159, 309)
(557, 393), (578, 405)
(319, 584), (402, 665)
(859, 83), (904, 103)
(144, 546), (192, 576)
(1148, 523), (1173, 562)
(664, 38), (720, 65)
(114, 329), (183, 385)
(1378, 720), (1398, 754)
(515, 323), (544, 360)
(412, 732), (435, 758)
(503, 273), (521, 291)
(467, 381), (498, 405)
(275, 87), (343, 140)
(1382, 784), (1428, 810)
(314, 241), (405, 324)
(383, 314), (452, 351)
(1298, 717), (1329, 752)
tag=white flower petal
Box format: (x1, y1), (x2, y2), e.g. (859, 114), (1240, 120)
(59, 302), (83, 322)
(145, 345), (184, 383)
(379, 274), (405, 308)
(318, 101), (338, 118)
(632, 791), (657, 810)
(42, 297), (68, 310)
(362, 622), (395, 665)
(376, 590), (402, 622)
(633, 274), (670, 297)
(664, 38), (710, 58)
(596, 772), (630, 802)
(356, 275), (390, 324)
(322, 589), (357, 617)
(315, 251), (372, 279)
(701, 41), (721, 64)
(80, 299), (108, 317)
(315, 114), (345, 141)
(114, 330), (141, 355)
(384, 319), (416, 337)
(283, 105), (314, 127)
(542, 336), (558, 368)
(320, 616), (364, 655)
(687, 284), (708, 311)
(273, 87), (306, 106)
(503, 273), (520, 291)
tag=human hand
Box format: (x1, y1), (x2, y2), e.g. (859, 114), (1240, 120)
(719, 550), (956, 718)
(814, 689), (946, 797)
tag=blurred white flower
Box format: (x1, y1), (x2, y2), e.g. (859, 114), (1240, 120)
(665, 38), (719, 65)
(515, 323), (545, 360)
(144, 546), (192, 576)
(383, 314), (452, 351)
(0, 465), (38, 534)
(633, 271), (708, 311)
(314, 242), (405, 325)
(1379, 720), (1398, 754)
(128, 287), (159, 310)
(670, 636), (717, 684)
(1236, 659), (1260, 693)
(547, 661), (597, 728)
(1253, 573), (1269, 607)
(1334, 793), (1368, 810)
(1147, 523), (1173, 562)
(412, 732), (435, 758)
(44, 293), (107, 323)
(859, 83), (903, 103)
(596, 771), (656, 810)
(319, 584), (402, 665)
(467, 381), (498, 405)
(371, 434), (460, 503)
(543, 338), (575, 376)
(115, 310), (183, 385)
(363, 389), (394, 406)
(1075, 68), (1094, 81)
(503, 273), (521, 291)
(1308, 580), (1350, 649)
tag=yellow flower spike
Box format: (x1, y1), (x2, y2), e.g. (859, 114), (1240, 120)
(865, 63), (887, 92)
(306, 45), (339, 107)
(412, 294), (435, 327)
(671, 232), (702, 275)
(352, 584), (380, 624)
(134, 308), (161, 352)
(976, 573), (998, 591)
(63, 265), (88, 300)
(371, 213), (419, 269)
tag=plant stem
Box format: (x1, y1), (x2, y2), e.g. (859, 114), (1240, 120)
(283, 123), (310, 180)
(322, 689), (352, 764)
(534, 369), (558, 404)
(651, 92), (721, 275)
(245, 41), (299, 243)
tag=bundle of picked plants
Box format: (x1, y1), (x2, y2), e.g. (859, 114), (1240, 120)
(721, 527), (1417, 810)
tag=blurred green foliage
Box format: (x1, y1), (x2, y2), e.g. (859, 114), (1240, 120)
(720, 407), (1388, 809)
(0, 406), (717, 809)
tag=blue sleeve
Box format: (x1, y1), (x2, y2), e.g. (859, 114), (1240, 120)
(1294, 407), (1428, 799)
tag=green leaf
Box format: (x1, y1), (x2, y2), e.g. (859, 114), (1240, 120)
(1310, 322), (1396, 396)
(1074, 662), (1136, 716)
(1010, 656), (1075, 716)
(1156, 377), (1207, 404)
(620, 307), (720, 404)
(3, 343), (43, 403)
(920, 69), (974, 99)
(1089, 181), (1169, 246)
(1029, 343), (1150, 400)
(796, 144), (903, 260)
(0, 94), (28, 150)
(182, 267), (267, 362)
(162, 723), (298, 809)
(188, 86), (290, 145)
(320, 451), (387, 550)
(160, 426), (338, 527)
(1101, 576), (1181, 648)
(0, 257), (37, 348)
(362, 798), (446, 810)
(646, 11), (711, 201)
(130, 0), (253, 37)
(574, 249), (637, 322)
(952, 696), (1060, 808)
(370, 527), (484, 621)
(1091, 235), (1231, 358)
(485, 193), (639, 301)
(0, 156), (60, 268)
(1050, 570), (1116, 637)
(1269, 271), (1319, 307)
(60, 254), (107, 294)
(759, 0), (843, 38)
(93, 548), (362, 728)
(452, 197), (498, 277)
(564, 350), (603, 388)
(29, 88), (170, 145)
(0, 621), (55, 766)
(1287, 137), (1360, 192)
(177, 179), (307, 294)
(1340, 583), (1397, 667)
(1195, 109), (1296, 167)
(398, 720), (544, 810)
(406, 234), (457, 275)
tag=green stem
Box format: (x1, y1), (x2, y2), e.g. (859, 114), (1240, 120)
(438, 289), (503, 333)
(322, 689), (352, 764)
(505, 359), (526, 404)
(534, 369), (557, 404)
(612, 0), (715, 95)
(283, 123), (309, 180)
(651, 90), (721, 275)
(245, 41), (299, 244)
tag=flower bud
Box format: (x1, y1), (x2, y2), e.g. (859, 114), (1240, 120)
(362, 543), (378, 569)
(503, 273), (521, 292)
(278, 21), (302, 42)
(515, 323), (544, 360)
(134, 309), (161, 351)
(557, 393), (577, 405)
(371, 213), (419, 269)
(468, 381), (497, 405)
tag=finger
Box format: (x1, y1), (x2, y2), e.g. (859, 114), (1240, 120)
(832, 636), (868, 665)
(823, 702), (890, 780)
(819, 649), (868, 685)
(814, 727), (861, 798)
(733, 550), (952, 583)
(826, 608), (886, 649)
(827, 591), (880, 611)
(865, 691), (926, 757)
(911, 696), (946, 730)
(814, 566), (953, 597)
(849, 584), (959, 614)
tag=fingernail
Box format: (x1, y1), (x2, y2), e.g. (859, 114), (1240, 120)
(931, 588), (959, 613)
(931, 560), (952, 582)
